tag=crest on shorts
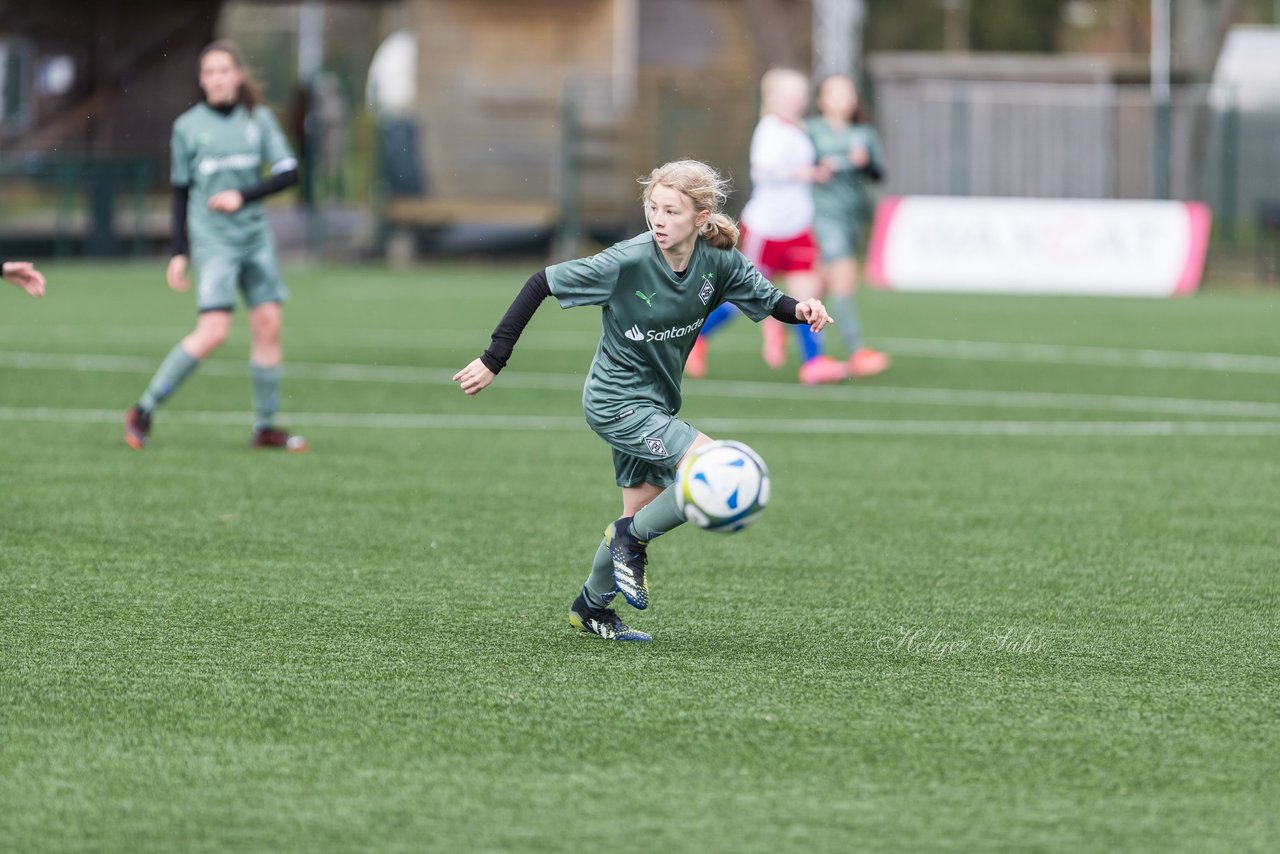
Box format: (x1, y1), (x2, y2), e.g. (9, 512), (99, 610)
(644, 436), (669, 457)
(698, 274), (714, 305)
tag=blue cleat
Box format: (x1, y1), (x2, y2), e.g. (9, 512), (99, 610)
(605, 517), (650, 610)
(569, 592), (652, 642)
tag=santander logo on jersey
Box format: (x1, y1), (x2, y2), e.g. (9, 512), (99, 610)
(624, 318), (704, 344)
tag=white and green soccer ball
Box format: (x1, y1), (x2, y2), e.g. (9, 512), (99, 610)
(676, 440), (771, 533)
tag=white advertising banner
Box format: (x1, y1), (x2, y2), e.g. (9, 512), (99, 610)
(866, 196), (1212, 297)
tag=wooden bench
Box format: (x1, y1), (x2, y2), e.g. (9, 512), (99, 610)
(386, 198), (560, 229)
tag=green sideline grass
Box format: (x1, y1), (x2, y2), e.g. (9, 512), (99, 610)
(1, 262), (1278, 853)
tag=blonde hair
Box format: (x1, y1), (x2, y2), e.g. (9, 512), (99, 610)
(638, 159), (740, 250)
(760, 67), (809, 118)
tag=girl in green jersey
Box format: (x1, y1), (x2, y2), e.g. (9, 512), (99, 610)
(123, 41), (305, 451)
(454, 160), (834, 641)
(807, 74), (890, 378)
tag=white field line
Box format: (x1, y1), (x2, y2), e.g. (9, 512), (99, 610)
(4, 405), (1280, 437)
(879, 337), (1280, 374)
(6, 326), (1280, 374)
(3, 350), (1280, 419)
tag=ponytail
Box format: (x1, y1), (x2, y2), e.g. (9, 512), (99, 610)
(700, 213), (739, 250)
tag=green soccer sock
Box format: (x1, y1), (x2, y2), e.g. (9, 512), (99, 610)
(831, 294), (863, 353)
(581, 539), (616, 610)
(250, 362), (282, 431)
(138, 344), (201, 412)
(629, 485), (687, 541)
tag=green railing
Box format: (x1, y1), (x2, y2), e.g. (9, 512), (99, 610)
(0, 153), (158, 257)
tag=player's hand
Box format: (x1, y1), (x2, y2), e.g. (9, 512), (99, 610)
(798, 163), (833, 184)
(167, 255), (191, 292)
(208, 190), (244, 213)
(795, 298), (834, 332)
(849, 143), (869, 168)
(2, 262), (46, 297)
(453, 357), (496, 396)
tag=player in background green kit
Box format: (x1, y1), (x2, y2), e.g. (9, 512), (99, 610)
(454, 160), (834, 641)
(123, 41), (306, 451)
(807, 74), (890, 378)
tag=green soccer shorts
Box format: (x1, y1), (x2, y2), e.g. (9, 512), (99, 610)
(193, 242), (289, 313)
(587, 404), (700, 488)
(812, 213), (861, 264)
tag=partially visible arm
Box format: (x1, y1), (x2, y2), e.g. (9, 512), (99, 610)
(170, 185), (190, 257)
(166, 184), (192, 292)
(2, 260), (47, 297)
(770, 295), (801, 323)
(860, 127), (887, 183)
(770, 294), (833, 331)
(239, 158), (300, 204)
(479, 269), (551, 374)
(242, 108), (299, 204)
(454, 270), (551, 396)
(208, 158), (299, 212)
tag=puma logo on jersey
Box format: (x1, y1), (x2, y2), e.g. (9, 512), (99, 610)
(635, 290), (656, 307)
(624, 324), (645, 341)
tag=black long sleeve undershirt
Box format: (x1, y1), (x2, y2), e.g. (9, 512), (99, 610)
(481, 271), (551, 374)
(479, 271), (805, 375)
(240, 167), (299, 204)
(168, 168), (299, 258)
(170, 185), (190, 257)
(861, 163), (885, 183)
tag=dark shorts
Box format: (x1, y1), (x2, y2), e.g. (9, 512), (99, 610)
(586, 404), (700, 488)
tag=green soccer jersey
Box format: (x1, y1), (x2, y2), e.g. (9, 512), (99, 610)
(806, 117), (885, 221)
(547, 233), (785, 418)
(170, 103), (295, 253)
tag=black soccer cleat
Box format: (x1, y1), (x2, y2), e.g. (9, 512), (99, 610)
(569, 592), (652, 642)
(250, 426), (309, 452)
(123, 405), (152, 450)
(606, 516), (650, 610)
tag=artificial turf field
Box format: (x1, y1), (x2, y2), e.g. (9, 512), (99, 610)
(1, 261), (1278, 853)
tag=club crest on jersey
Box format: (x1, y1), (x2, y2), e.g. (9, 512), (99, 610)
(643, 436), (669, 457)
(698, 274), (714, 305)
(245, 124), (260, 145)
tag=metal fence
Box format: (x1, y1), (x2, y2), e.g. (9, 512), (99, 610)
(873, 79), (1279, 243)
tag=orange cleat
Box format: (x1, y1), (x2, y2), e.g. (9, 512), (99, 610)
(251, 427), (309, 452)
(849, 347), (890, 379)
(685, 336), (708, 379)
(123, 405), (151, 450)
(798, 355), (849, 385)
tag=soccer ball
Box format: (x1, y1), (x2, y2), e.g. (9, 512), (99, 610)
(676, 440), (770, 533)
